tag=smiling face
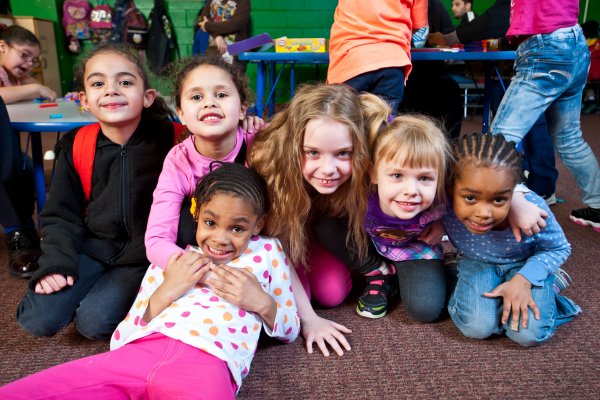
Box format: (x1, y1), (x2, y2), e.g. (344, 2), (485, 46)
(195, 192), (265, 264)
(373, 158), (438, 220)
(0, 40), (40, 81)
(452, 165), (515, 234)
(301, 117), (353, 194)
(78, 52), (155, 133)
(177, 64), (247, 158)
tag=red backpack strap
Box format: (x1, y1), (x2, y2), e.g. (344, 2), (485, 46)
(72, 123), (101, 202)
(172, 122), (185, 144)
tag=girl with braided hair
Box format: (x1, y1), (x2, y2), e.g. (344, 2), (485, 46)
(0, 163), (299, 398)
(443, 132), (580, 347)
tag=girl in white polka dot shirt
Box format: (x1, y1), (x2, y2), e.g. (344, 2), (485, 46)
(0, 163), (300, 399)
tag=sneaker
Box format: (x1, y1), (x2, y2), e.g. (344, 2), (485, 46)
(543, 193), (557, 206)
(356, 273), (396, 319)
(553, 268), (573, 294)
(569, 207), (600, 233)
(7, 229), (41, 278)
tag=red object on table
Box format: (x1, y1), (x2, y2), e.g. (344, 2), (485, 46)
(38, 103), (58, 108)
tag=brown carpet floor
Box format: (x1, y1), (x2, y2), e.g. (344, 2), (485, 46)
(1, 115), (599, 399)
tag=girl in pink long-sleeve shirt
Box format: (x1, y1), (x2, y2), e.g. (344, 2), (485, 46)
(145, 54), (262, 268)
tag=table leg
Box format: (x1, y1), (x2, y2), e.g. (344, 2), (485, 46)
(290, 63), (296, 98)
(268, 62), (276, 116)
(30, 131), (46, 215)
(482, 62), (493, 133)
(255, 61), (265, 118)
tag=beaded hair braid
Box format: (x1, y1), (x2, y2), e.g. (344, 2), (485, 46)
(451, 132), (522, 186)
(192, 163), (269, 220)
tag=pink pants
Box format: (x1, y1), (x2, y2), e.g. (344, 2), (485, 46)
(0, 333), (237, 400)
(297, 240), (353, 307)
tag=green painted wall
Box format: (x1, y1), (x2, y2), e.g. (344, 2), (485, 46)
(8, 0), (600, 101)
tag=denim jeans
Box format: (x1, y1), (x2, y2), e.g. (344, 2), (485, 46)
(490, 81), (558, 198)
(521, 115), (559, 198)
(448, 258), (581, 347)
(491, 24), (600, 208)
(17, 254), (148, 340)
(344, 67), (406, 115)
(395, 259), (447, 323)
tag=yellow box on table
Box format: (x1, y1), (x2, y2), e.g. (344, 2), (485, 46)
(274, 37), (327, 53)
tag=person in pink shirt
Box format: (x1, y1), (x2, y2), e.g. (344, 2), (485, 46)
(490, 0), (600, 233)
(145, 54), (263, 268)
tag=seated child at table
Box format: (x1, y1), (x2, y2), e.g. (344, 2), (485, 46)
(0, 25), (56, 103)
(444, 132), (580, 346)
(0, 162), (299, 400)
(0, 25), (57, 279)
(15, 44), (179, 340)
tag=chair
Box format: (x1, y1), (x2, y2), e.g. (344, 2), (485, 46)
(450, 73), (485, 118)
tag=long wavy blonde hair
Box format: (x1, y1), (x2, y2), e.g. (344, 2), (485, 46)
(249, 83), (390, 268)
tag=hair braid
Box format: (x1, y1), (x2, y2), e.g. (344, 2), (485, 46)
(192, 163), (269, 220)
(451, 132), (522, 187)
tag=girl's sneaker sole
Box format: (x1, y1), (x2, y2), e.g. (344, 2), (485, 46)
(355, 305), (387, 319)
(569, 215), (600, 233)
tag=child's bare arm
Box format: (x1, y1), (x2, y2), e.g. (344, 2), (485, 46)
(289, 267), (352, 357)
(0, 83), (56, 104)
(34, 274), (74, 294)
(509, 191), (548, 242)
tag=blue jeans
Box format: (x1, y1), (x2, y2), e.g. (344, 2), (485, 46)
(344, 67), (405, 115)
(395, 259), (447, 323)
(448, 258), (581, 347)
(490, 82), (557, 197)
(491, 24), (600, 208)
(17, 254), (148, 340)
(522, 115), (558, 198)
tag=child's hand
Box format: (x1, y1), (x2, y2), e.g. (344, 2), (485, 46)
(161, 251), (212, 303)
(508, 192), (548, 242)
(242, 115), (265, 134)
(36, 84), (57, 101)
(214, 35), (228, 54)
(35, 274), (74, 294)
(300, 314), (352, 357)
(427, 32), (448, 47)
(418, 220), (445, 245)
(483, 274), (540, 331)
(207, 264), (277, 325)
(198, 16), (208, 32)
(144, 252), (212, 323)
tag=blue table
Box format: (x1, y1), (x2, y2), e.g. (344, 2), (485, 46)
(7, 100), (97, 213)
(238, 50), (516, 132)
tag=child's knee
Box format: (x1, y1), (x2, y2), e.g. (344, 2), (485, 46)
(17, 302), (68, 337)
(505, 320), (553, 347)
(312, 282), (350, 307)
(74, 306), (120, 341)
(404, 294), (445, 323)
(448, 304), (497, 339)
(308, 247), (352, 307)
